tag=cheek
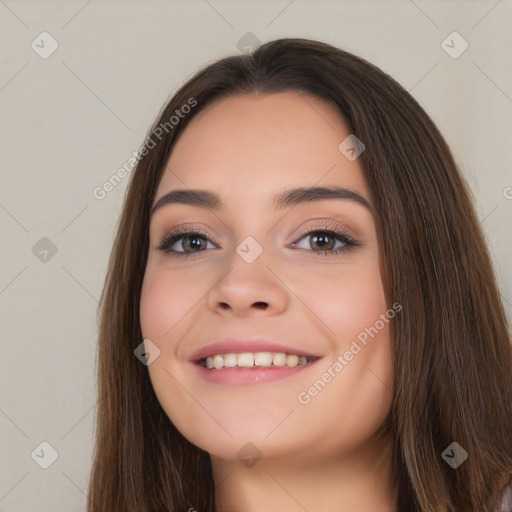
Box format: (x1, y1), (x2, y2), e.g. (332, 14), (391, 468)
(293, 261), (388, 343)
(140, 268), (195, 342)
(291, 262), (393, 422)
(139, 270), (205, 441)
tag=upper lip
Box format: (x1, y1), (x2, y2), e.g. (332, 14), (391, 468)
(190, 337), (321, 362)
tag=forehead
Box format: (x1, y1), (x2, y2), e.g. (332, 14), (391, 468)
(156, 91), (368, 204)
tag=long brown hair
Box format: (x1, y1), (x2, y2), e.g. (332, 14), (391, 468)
(87, 38), (512, 512)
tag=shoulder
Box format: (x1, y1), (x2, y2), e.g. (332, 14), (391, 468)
(495, 476), (512, 512)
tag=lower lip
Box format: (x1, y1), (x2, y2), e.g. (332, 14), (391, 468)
(192, 360), (319, 385)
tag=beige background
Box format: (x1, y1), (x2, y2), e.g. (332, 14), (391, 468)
(1, 0), (511, 510)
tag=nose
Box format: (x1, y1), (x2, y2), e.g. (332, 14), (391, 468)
(219, 300), (268, 311)
(205, 250), (290, 317)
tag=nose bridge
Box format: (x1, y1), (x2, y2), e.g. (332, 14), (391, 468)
(221, 201), (276, 263)
(205, 228), (289, 314)
(229, 214), (285, 278)
(225, 232), (272, 289)
(235, 234), (266, 265)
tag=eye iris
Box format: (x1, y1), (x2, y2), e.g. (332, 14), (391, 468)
(311, 233), (334, 250)
(184, 235), (205, 252)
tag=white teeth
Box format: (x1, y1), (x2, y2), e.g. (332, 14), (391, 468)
(254, 352), (272, 366)
(212, 355), (224, 369)
(223, 353), (237, 367)
(287, 354), (299, 367)
(272, 353), (287, 366)
(202, 352), (316, 370)
(237, 353), (254, 367)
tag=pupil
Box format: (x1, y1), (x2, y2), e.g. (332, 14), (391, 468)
(187, 237), (203, 250)
(313, 234), (332, 250)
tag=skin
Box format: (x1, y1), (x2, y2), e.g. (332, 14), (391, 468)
(140, 91), (398, 511)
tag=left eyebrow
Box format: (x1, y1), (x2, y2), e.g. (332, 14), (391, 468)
(150, 186), (372, 219)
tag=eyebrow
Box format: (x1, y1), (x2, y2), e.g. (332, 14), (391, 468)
(150, 186), (372, 219)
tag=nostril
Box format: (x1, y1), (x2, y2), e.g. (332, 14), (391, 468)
(254, 302), (268, 309)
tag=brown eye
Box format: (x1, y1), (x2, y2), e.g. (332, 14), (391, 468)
(292, 229), (358, 257)
(158, 231), (216, 257)
(309, 233), (336, 251)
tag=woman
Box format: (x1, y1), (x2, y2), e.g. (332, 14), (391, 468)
(87, 38), (512, 511)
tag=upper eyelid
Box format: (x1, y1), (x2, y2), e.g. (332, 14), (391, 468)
(164, 228), (351, 244)
(157, 223), (359, 253)
(156, 217), (357, 240)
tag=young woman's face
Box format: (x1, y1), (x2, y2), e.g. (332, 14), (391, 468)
(140, 91), (394, 463)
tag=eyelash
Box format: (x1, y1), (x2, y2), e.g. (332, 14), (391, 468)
(157, 220), (360, 259)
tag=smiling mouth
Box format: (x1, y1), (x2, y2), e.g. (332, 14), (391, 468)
(199, 352), (319, 370)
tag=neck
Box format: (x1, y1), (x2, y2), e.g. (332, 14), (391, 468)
(211, 432), (398, 512)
